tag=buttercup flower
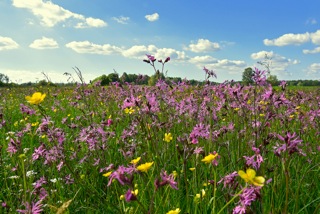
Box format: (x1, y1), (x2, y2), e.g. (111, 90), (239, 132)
(164, 133), (173, 142)
(102, 171), (112, 177)
(130, 157), (141, 165)
(25, 92), (46, 105)
(136, 162), (154, 173)
(238, 168), (265, 187)
(124, 107), (135, 114)
(167, 208), (181, 214)
(201, 153), (219, 164)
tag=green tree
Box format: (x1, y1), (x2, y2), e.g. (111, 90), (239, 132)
(267, 75), (279, 86)
(108, 73), (119, 83)
(0, 73), (9, 86)
(242, 67), (254, 85)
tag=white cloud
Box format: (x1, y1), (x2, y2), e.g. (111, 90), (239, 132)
(29, 37), (59, 49)
(0, 36), (19, 51)
(186, 39), (220, 53)
(145, 13), (159, 22)
(121, 45), (186, 61)
(189, 55), (218, 64)
(303, 47), (320, 54)
(65, 41), (122, 55)
(305, 63), (320, 78)
(12, 0), (107, 28)
(155, 48), (186, 61)
(122, 45), (158, 59)
(112, 16), (130, 24)
(251, 50), (300, 74)
(1, 69), (97, 83)
(75, 17), (107, 28)
(310, 30), (320, 45)
(264, 32), (310, 46)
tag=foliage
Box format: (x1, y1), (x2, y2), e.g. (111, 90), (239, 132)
(242, 67), (254, 85)
(0, 70), (320, 213)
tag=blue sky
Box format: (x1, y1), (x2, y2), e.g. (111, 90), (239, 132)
(1, 0), (320, 83)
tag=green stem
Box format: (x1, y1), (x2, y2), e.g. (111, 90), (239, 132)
(217, 186), (246, 214)
(212, 167), (217, 214)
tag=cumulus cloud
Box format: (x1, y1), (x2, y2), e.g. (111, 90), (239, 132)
(65, 41), (122, 55)
(303, 47), (320, 54)
(0, 36), (19, 51)
(122, 45), (186, 61)
(189, 54), (246, 75)
(29, 37), (59, 49)
(112, 16), (130, 24)
(310, 30), (320, 45)
(264, 33), (310, 46)
(186, 39), (220, 53)
(12, 0), (107, 28)
(145, 13), (159, 22)
(122, 45), (158, 59)
(1, 69), (96, 83)
(306, 63), (320, 76)
(189, 55), (218, 64)
(251, 50), (299, 74)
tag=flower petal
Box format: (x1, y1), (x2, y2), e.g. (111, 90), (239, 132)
(246, 168), (256, 179)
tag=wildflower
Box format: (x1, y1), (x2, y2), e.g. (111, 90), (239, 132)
(164, 133), (173, 142)
(189, 167), (195, 171)
(130, 157), (141, 165)
(233, 186), (261, 214)
(17, 200), (43, 214)
(195, 189), (206, 199)
(238, 168), (265, 187)
(201, 152), (219, 164)
(155, 170), (178, 190)
(167, 208), (181, 214)
(137, 162), (154, 173)
(124, 107), (135, 114)
(25, 92), (46, 105)
(125, 189), (138, 202)
(103, 171), (112, 177)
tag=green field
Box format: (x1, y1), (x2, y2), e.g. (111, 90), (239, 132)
(0, 81), (319, 213)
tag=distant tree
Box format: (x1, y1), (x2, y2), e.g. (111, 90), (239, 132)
(120, 72), (129, 83)
(0, 73), (9, 86)
(100, 75), (110, 86)
(242, 67), (254, 85)
(267, 75), (279, 86)
(108, 73), (119, 83)
(148, 70), (165, 86)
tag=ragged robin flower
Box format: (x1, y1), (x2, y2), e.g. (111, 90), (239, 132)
(164, 133), (173, 142)
(136, 162), (154, 173)
(25, 92), (46, 105)
(238, 168), (265, 187)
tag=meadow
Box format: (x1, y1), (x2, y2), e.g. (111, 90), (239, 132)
(0, 66), (320, 214)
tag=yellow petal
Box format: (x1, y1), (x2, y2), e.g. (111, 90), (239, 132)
(246, 168), (256, 179)
(253, 176), (265, 186)
(238, 170), (247, 179)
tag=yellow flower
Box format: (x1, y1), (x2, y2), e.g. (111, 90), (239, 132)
(195, 189), (206, 199)
(124, 107), (135, 114)
(120, 195), (124, 200)
(238, 168), (265, 187)
(136, 162), (154, 173)
(164, 133), (173, 142)
(130, 157), (141, 165)
(172, 171), (178, 178)
(189, 167), (195, 171)
(201, 153), (219, 164)
(25, 92), (46, 105)
(234, 107), (240, 111)
(166, 208), (181, 214)
(102, 171), (112, 177)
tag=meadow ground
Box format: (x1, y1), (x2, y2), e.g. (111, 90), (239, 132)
(0, 80), (319, 213)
